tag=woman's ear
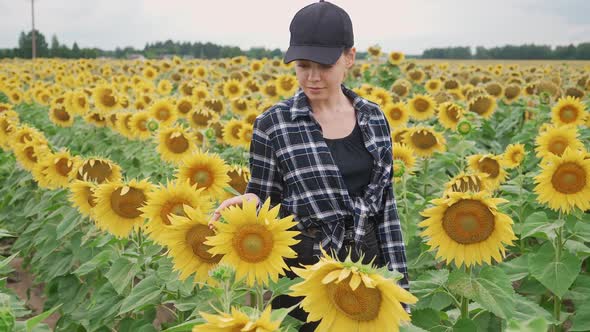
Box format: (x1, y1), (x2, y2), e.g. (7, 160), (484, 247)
(345, 47), (356, 69)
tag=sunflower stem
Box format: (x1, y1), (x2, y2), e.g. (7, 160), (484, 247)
(551, 212), (564, 332)
(460, 265), (471, 319)
(422, 158), (430, 199)
(517, 164), (526, 253)
(255, 283), (265, 312)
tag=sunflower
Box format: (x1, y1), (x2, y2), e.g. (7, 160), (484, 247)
(194, 306), (280, 332)
(71, 90), (90, 115)
(388, 51), (405, 65)
(193, 65), (208, 79)
(75, 158), (122, 184)
(150, 99), (177, 126)
(276, 74), (298, 97)
(205, 198), (299, 286)
(443, 172), (489, 197)
(419, 191), (516, 267)
(408, 94), (437, 121)
(425, 79), (442, 94)
(261, 81), (279, 101)
(503, 84), (521, 104)
(437, 102), (464, 131)
(13, 142), (50, 171)
(222, 119), (245, 148)
(503, 143), (526, 169)
(230, 98), (251, 116)
(93, 84), (119, 113)
(221, 164), (251, 200)
(551, 96), (587, 127)
(467, 154), (508, 190)
(0, 116), (17, 150)
(116, 112), (136, 138)
(156, 125), (197, 164)
(85, 112), (108, 127)
(393, 143), (416, 176)
(484, 82), (504, 98)
(535, 125), (584, 159)
(40, 150), (81, 189)
(222, 79), (244, 100)
(468, 95), (497, 119)
(157, 79), (173, 95)
(68, 180), (98, 218)
(175, 97), (194, 118)
(188, 108), (217, 130)
(142, 181), (212, 245)
(408, 69), (426, 84)
(289, 249), (417, 332)
(534, 147), (590, 213)
(367, 45), (382, 57)
(176, 152), (231, 199)
(48, 101), (74, 127)
(129, 111), (152, 140)
(403, 126), (446, 158)
(391, 126), (408, 144)
(192, 85), (210, 105)
(93, 179), (153, 238)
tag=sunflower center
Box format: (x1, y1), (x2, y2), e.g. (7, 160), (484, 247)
(55, 158), (73, 176)
(414, 98), (430, 113)
(78, 97), (86, 108)
(156, 107), (171, 120)
(77, 160), (114, 183)
(110, 187), (146, 219)
(53, 107), (71, 121)
(231, 125), (242, 140)
(186, 224), (222, 263)
(471, 97), (493, 115)
(327, 275), (382, 321)
(228, 169), (248, 194)
(392, 85), (408, 96)
(265, 85), (277, 97)
(551, 162), (586, 194)
(228, 85), (238, 94)
(24, 146), (37, 163)
(101, 91), (116, 107)
(137, 119), (147, 131)
(177, 101), (192, 114)
(443, 199), (495, 244)
(446, 105), (461, 122)
(389, 108), (403, 120)
(451, 176), (483, 193)
(280, 79), (294, 91)
(478, 157), (500, 178)
(232, 224), (273, 263)
(510, 151), (523, 164)
(160, 200), (189, 225)
(191, 168), (213, 188)
(393, 130), (407, 143)
(548, 137), (568, 156)
(559, 105), (578, 123)
(411, 131), (437, 149)
(85, 187), (97, 207)
(166, 134), (189, 154)
(192, 112), (211, 126)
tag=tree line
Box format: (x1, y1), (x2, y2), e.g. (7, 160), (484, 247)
(422, 43), (590, 60)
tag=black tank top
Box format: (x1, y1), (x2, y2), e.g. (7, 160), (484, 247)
(324, 121), (373, 197)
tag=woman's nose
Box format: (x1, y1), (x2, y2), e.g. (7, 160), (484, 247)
(307, 67), (321, 81)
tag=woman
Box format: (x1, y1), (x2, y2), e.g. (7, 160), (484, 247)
(210, 1), (409, 330)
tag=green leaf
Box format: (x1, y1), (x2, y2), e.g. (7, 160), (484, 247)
(521, 212), (562, 240)
(410, 308), (451, 332)
(161, 319), (204, 332)
(528, 242), (582, 298)
(268, 277), (302, 299)
(570, 302), (590, 331)
(512, 293), (555, 323)
(25, 304), (61, 332)
(506, 317), (548, 332)
(412, 269), (453, 310)
(56, 211), (80, 240)
(453, 318), (477, 332)
(497, 254), (529, 282)
(0, 229), (14, 238)
(399, 324), (429, 332)
(447, 267), (515, 319)
(106, 257), (141, 295)
(73, 250), (113, 276)
(0, 253), (19, 271)
(566, 274), (590, 308)
(118, 276), (162, 315)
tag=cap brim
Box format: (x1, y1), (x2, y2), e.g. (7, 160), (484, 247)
(283, 45), (344, 65)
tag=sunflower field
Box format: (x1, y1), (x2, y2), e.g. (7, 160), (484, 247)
(0, 48), (589, 332)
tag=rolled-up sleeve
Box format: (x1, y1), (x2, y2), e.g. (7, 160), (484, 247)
(244, 117), (283, 208)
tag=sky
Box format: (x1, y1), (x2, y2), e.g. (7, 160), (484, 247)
(0, 0), (589, 55)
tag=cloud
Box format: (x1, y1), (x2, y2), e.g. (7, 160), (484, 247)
(0, 0), (588, 54)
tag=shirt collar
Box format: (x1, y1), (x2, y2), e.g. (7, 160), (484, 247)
(290, 84), (375, 121)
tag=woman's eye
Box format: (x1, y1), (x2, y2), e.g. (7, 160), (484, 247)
(320, 64), (333, 69)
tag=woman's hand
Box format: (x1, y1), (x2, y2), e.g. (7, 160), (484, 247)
(208, 193), (260, 229)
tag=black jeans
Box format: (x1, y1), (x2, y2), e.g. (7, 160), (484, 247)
(272, 219), (383, 332)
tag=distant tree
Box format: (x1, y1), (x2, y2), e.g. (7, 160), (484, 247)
(18, 29), (49, 58)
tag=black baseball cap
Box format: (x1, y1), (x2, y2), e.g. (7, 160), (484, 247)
(284, 0), (354, 65)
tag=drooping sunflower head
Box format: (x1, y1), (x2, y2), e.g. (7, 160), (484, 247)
(443, 171), (489, 197)
(142, 180), (212, 245)
(503, 143), (526, 169)
(224, 164), (251, 199)
(403, 126), (447, 158)
(289, 248), (417, 332)
(420, 191), (516, 267)
(551, 96), (587, 127)
(68, 180), (98, 218)
(391, 126), (408, 144)
(188, 108), (216, 130)
(205, 198), (299, 286)
(383, 102), (410, 128)
(534, 147), (590, 213)
(40, 150), (81, 189)
(92, 84), (119, 113)
(75, 157), (122, 184)
(408, 94), (437, 121)
(48, 101), (74, 127)
(467, 154), (508, 190)
(93, 179), (153, 238)
(393, 143), (416, 175)
(222, 119), (246, 148)
(437, 102), (464, 131)
(535, 124), (583, 159)
(390, 79), (412, 98)
(13, 141), (50, 171)
(468, 95), (497, 119)
(156, 125), (196, 164)
(503, 84), (521, 104)
(484, 82), (504, 98)
(176, 151), (231, 199)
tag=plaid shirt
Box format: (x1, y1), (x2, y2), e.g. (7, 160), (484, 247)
(245, 85), (409, 292)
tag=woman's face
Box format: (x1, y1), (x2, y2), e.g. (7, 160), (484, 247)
(294, 48), (356, 102)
